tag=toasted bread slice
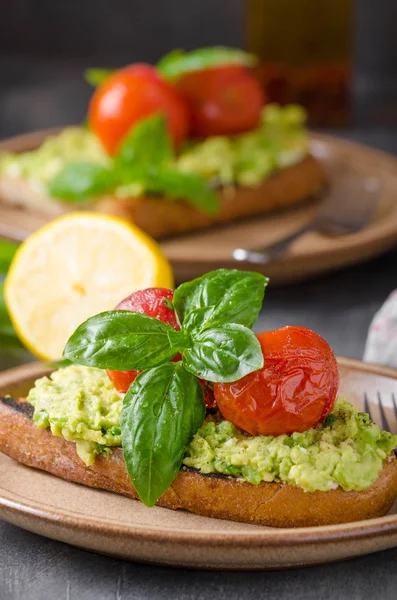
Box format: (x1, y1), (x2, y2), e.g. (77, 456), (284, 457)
(1, 396), (396, 528)
(0, 155), (325, 238)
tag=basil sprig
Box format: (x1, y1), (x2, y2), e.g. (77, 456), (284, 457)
(0, 240), (23, 348)
(64, 269), (266, 382)
(157, 47), (257, 80)
(48, 114), (218, 214)
(85, 68), (114, 87)
(85, 47), (257, 88)
(48, 163), (116, 203)
(0, 239), (18, 274)
(183, 323), (264, 382)
(63, 269), (267, 506)
(174, 269), (268, 332)
(121, 362), (205, 506)
(64, 311), (183, 370)
(116, 112), (173, 171)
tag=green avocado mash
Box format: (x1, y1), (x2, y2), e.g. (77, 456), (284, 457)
(0, 105), (308, 194)
(27, 366), (397, 492)
(0, 127), (110, 186)
(183, 399), (397, 492)
(27, 366), (122, 465)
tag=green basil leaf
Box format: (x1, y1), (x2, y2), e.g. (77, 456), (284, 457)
(84, 68), (114, 87)
(121, 362), (205, 507)
(173, 269), (268, 332)
(63, 310), (179, 370)
(0, 239), (18, 274)
(0, 333), (24, 350)
(0, 280), (16, 337)
(157, 47), (257, 80)
(0, 280), (22, 347)
(48, 162), (116, 202)
(46, 358), (73, 369)
(146, 168), (219, 214)
(116, 114), (173, 171)
(183, 323), (263, 382)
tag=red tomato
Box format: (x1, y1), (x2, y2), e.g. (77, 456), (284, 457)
(199, 379), (217, 410)
(89, 64), (189, 154)
(214, 326), (339, 436)
(176, 65), (264, 137)
(107, 288), (179, 393)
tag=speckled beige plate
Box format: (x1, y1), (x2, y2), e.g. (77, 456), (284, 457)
(1, 130), (397, 284)
(0, 358), (397, 569)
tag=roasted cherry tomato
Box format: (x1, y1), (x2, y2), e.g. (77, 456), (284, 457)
(107, 288), (179, 393)
(214, 326), (339, 436)
(89, 64), (189, 154)
(199, 379), (217, 410)
(176, 65), (264, 137)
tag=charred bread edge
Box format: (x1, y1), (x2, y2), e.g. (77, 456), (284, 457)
(0, 154), (326, 239)
(1, 395), (397, 528)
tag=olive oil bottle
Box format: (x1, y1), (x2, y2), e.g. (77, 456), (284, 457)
(245, 0), (352, 126)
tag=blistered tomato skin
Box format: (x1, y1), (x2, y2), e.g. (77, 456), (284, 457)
(214, 326), (339, 436)
(114, 288), (179, 329)
(107, 288), (179, 393)
(89, 64), (189, 154)
(176, 65), (264, 137)
(199, 379), (217, 409)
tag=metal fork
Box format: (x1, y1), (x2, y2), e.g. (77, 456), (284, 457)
(363, 392), (397, 435)
(233, 160), (381, 265)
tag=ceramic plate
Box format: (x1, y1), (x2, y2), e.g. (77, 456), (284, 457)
(0, 358), (397, 569)
(1, 130), (397, 284)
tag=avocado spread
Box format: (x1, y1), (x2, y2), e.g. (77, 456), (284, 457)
(28, 366), (122, 465)
(0, 105), (308, 193)
(184, 400), (397, 492)
(27, 366), (397, 491)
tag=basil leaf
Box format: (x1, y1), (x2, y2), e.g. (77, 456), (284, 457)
(146, 168), (219, 214)
(0, 239), (18, 274)
(0, 332), (24, 350)
(48, 162), (116, 202)
(157, 47), (257, 80)
(46, 358), (73, 369)
(174, 269), (268, 332)
(63, 310), (180, 370)
(0, 281), (14, 335)
(0, 280), (21, 346)
(116, 114), (173, 171)
(121, 362), (205, 507)
(85, 68), (114, 87)
(183, 323), (263, 382)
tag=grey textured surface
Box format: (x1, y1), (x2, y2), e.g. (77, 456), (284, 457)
(1, 519), (397, 600)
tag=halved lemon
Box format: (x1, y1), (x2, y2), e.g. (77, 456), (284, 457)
(4, 212), (173, 360)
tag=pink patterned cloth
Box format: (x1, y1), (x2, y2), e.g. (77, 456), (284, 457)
(364, 290), (397, 366)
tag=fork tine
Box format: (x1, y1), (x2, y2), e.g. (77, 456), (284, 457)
(364, 392), (371, 419)
(377, 391), (391, 432)
(392, 393), (397, 425)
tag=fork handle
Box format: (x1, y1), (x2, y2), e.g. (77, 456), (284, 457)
(233, 223), (313, 264)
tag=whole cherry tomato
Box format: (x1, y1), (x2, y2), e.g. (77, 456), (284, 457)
(199, 379), (216, 410)
(214, 326), (339, 436)
(176, 65), (264, 137)
(107, 288), (179, 393)
(89, 64), (189, 154)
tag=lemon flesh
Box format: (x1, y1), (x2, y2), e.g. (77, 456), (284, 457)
(4, 212), (173, 360)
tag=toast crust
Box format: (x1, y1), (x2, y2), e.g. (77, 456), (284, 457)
(1, 396), (396, 528)
(0, 155), (325, 238)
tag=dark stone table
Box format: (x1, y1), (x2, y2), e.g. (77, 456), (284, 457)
(2, 65), (397, 597)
